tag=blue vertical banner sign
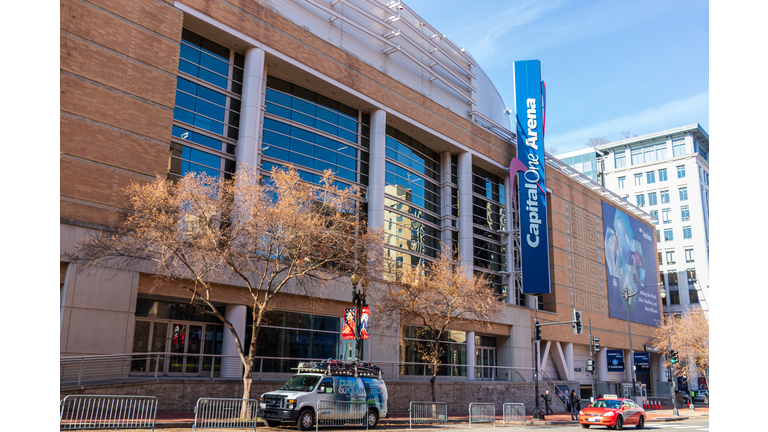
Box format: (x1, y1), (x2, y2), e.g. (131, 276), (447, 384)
(513, 60), (550, 294)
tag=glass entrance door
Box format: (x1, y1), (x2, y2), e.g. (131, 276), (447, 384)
(476, 347), (496, 380)
(131, 320), (168, 374)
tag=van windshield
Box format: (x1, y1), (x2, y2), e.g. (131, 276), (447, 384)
(280, 375), (321, 392)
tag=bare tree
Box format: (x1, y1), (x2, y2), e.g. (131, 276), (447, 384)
(66, 166), (383, 405)
(649, 312), (709, 390)
(584, 136), (610, 148)
(374, 246), (503, 402)
(620, 130), (639, 139)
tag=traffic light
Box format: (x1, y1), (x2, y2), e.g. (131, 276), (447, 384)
(670, 350), (679, 364)
(586, 359), (594, 372)
(592, 337), (600, 353)
(535, 322), (542, 340)
(572, 310), (583, 334)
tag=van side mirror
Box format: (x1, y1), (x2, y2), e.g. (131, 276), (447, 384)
(318, 385), (326, 393)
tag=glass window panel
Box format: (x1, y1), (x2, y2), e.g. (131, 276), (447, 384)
(289, 152), (314, 169)
(264, 118), (291, 135)
(265, 88), (293, 107)
(289, 138), (313, 157)
(198, 68), (228, 90)
(199, 51), (229, 77)
(194, 85), (227, 107)
(263, 145), (290, 162)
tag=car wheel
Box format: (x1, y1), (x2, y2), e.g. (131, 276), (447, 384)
(367, 409), (379, 428)
(297, 409), (315, 431)
(636, 415), (644, 429)
(581, 423), (590, 429)
(615, 415), (624, 430)
(266, 420), (282, 427)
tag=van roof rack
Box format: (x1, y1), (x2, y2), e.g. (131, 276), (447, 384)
(294, 359), (383, 379)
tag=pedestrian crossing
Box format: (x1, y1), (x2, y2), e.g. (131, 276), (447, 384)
(646, 425), (707, 430)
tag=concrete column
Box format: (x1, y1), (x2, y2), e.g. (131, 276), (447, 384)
(221, 305), (247, 378)
(367, 109), (387, 231)
(467, 331), (476, 381)
(457, 152), (473, 273)
(596, 346), (608, 383)
(440, 151), (454, 247)
(235, 47), (266, 171)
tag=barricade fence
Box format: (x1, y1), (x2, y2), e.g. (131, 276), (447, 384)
(315, 400), (369, 431)
(60, 395), (157, 431)
(468, 402), (495, 427)
(502, 403), (525, 426)
(192, 397), (258, 431)
(409, 401), (447, 429)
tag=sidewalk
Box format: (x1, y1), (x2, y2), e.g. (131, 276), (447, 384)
(138, 406), (709, 428)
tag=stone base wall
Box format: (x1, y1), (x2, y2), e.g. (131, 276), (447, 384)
(61, 379), (580, 414)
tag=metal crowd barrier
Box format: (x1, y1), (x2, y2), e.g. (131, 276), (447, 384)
(409, 401), (448, 428)
(59, 395), (158, 431)
(192, 397), (259, 431)
(468, 403), (495, 427)
(315, 400), (369, 431)
(502, 403), (525, 426)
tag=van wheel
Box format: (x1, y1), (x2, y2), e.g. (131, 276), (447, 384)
(297, 409), (314, 431)
(367, 409), (379, 428)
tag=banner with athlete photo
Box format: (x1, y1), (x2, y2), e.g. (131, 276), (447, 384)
(360, 307), (370, 340)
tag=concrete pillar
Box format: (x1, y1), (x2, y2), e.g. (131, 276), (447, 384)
(367, 109), (387, 231)
(564, 342), (574, 381)
(221, 305), (247, 378)
(457, 152), (473, 273)
(235, 47), (266, 171)
(467, 331), (476, 381)
(440, 151), (454, 247)
(596, 346), (608, 383)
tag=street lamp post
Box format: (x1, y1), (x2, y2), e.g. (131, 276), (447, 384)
(350, 273), (367, 362)
(622, 282), (666, 400)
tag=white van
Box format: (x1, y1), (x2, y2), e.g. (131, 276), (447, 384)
(258, 361), (388, 430)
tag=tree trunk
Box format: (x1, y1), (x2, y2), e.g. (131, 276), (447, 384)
(430, 374), (436, 402)
(241, 360), (253, 418)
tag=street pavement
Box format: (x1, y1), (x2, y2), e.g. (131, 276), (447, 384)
(59, 406), (709, 431)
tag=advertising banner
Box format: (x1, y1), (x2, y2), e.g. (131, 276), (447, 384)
(513, 59), (550, 294)
(601, 201), (661, 326)
(342, 308), (356, 340)
(360, 307), (370, 340)
(634, 352), (650, 372)
(698, 377), (708, 390)
(607, 350), (625, 372)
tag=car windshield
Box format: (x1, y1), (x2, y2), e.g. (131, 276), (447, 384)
(591, 399), (622, 409)
(280, 375), (321, 392)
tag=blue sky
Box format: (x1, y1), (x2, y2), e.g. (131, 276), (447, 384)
(403, 0), (709, 154)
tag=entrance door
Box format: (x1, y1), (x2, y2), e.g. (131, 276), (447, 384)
(131, 320), (168, 374)
(476, 347), (496, 380)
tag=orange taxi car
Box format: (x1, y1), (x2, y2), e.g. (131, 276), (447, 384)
(578, 396), (646, 429)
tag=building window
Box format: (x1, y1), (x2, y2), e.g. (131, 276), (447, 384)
(615, 151), (626, 168)
(656, 229), (661, 242)
(659, 271), (666, 287)
(685, 249), (694, 263)
(648, 192), (657, 206)
(658, 168), (668, 182)
(665, 250), (675, 264)
(618, 176), (625, 189)
(679, 187), (688, 201)
(400, 326), (467, 376)
(683, 226), (692, 239)
(634, 173), (642, 186)
(689, 288), (699, 304)
(471, 165), (508, 300)
(636, 194), (645, 207)
(170, 29), (244, 182)
(681, 205), (690, 221)
(687, 268), (697, 284)
(668, 270), (678, 286)
(646, 171), (656, 184)
(672, 139), (687, 157)
(669, 289), (680, 305)
(664, 229), (674, 242)
(662, 208), (671, 224)
(660, 190), (670, 204)
(657, 252), (663, 265)
(676, 165), (686, 178)
(650, 210), (658, 225)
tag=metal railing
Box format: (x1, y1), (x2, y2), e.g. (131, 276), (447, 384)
(60, 353), (536, 386)
(468, 403), (495, 427)
(408, 401), (447, 428)
(60, 395), (157, 431)
(538, 370), (568, 410)
(315, 400), (369, 431)
(502, 403), (525, 426)
(192, 397), (258, 431)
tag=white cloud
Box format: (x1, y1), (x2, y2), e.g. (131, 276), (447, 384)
(546, 92), (710, 153)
